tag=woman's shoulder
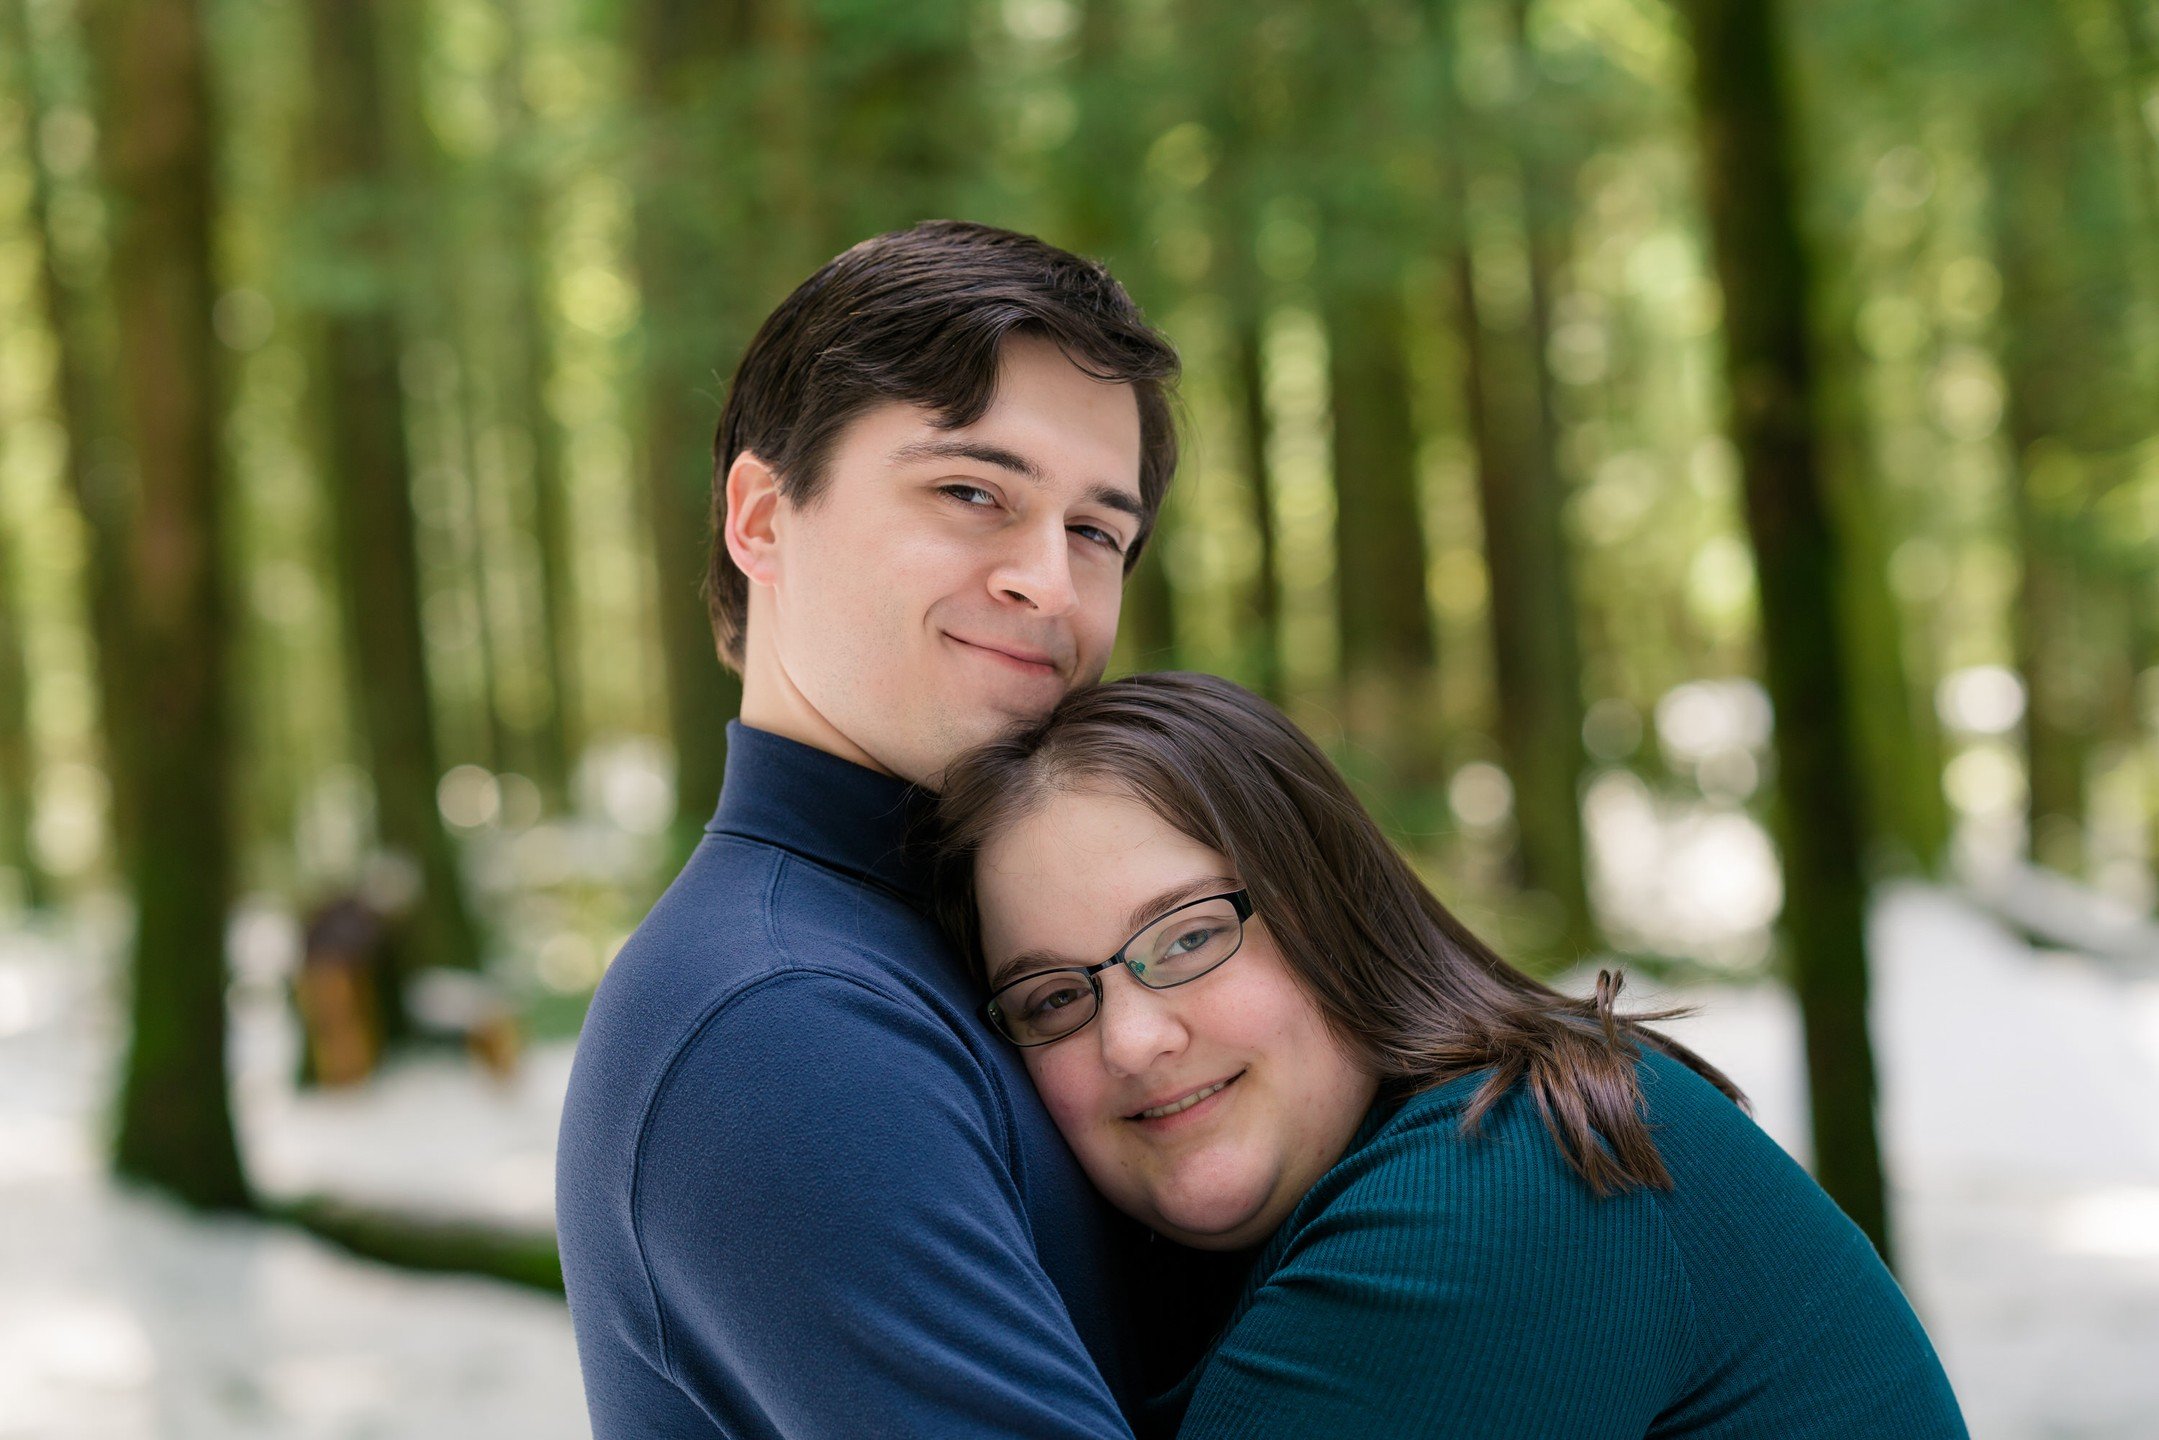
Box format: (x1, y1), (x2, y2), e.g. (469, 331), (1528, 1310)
(1209, 1048), (1963, 1440)
(1309, 1044), (1773, 1221)
(1216, 1057), (1698, 1427)
(1628, 1042), (1835, 1193)
(1297, 1060), (1667, 1238)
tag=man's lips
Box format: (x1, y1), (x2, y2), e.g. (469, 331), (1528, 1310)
(946, 633), (1063, 675)
(1126, 1071), (1244, 1121)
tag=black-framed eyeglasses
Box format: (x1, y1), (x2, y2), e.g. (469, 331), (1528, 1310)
(982, 889), (1253, 1048)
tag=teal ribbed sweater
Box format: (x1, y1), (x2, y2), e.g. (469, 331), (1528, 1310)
(1149, 1048), (1967, 1439)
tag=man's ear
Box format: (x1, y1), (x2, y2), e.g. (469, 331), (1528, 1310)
(723, 450), (784, 587)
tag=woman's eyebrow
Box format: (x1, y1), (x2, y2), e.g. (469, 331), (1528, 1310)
(988, 947), (1075, 991)
(1120, 875), (1240, 936)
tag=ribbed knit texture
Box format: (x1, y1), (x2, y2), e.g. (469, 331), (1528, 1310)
(1147, 1049), (1968, 1438)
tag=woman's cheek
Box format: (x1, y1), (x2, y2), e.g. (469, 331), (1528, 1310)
(1026, 1051), (1101, 1136)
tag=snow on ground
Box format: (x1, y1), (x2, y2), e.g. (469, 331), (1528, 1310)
(4, 882), (2159, 1437)
(0, 924), (587, 1440)
(1651, 886), (2159, 1438)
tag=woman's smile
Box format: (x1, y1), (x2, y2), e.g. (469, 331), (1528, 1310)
(1128, 1070), (1243, 1125)
(974, 787), (1376, 1250)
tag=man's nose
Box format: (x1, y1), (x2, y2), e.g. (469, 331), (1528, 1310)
(988, 521), (1079, 616)
(1094, 966), (1186, 1078)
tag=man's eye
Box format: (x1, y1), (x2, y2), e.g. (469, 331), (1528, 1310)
(1071, 523), (1125, 553)
(940, 483), (997, 507)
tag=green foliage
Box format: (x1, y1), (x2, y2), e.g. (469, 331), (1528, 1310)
(0, 0), (2153, 1231)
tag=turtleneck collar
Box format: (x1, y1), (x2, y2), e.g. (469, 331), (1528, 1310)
(704, 720), (938, 909)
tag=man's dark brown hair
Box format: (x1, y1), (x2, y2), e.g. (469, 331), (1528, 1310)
(705, 220), (1182, 670)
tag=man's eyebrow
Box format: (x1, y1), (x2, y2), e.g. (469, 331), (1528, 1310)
(890, 438), (1146, 525)
(892, 437), (1044, 481)
(1086, 484), (1147, 524)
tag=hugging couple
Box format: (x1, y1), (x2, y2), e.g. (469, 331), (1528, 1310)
(555, 222), (1966, 1438)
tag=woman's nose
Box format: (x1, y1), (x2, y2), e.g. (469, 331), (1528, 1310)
(1093, 966), (1186, 1077)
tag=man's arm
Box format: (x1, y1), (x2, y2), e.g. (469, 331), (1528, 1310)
(630, 968), (1136, 1440)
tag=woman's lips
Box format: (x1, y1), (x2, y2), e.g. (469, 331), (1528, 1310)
(1128, 1071), (1243, 1127)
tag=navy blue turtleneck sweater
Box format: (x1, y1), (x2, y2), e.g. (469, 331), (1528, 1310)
(556, 722), (1139, 1438)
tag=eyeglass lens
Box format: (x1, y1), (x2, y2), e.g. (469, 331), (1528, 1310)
(994, 894), (1245, 1045)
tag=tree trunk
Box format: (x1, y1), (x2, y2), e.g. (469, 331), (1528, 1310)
(3, 0), (138, 864)
(306, 0), (482, 976)
(1979, 2), (2144, 876)
(2006, 453), (2087, 871)
(1324, 275), (1435, 757)
(1448, 239), (1595, 961)
(1678, 0), (1892, 1263)
(1713, 0), (1952, 874)
(85, 0), (250, 1210)
(631, 0), (752, 850)
(446, 339), (514, 777)
(2104, 0), (2159, 321)
(1441, 2), (1597, 960)
(0, 514), (47, 909)
(1232, 314), (1283, 699)
(1809, 304), (1950, 874)
(407, 14), (515, 782)
(633, 314), (743, 846)
(1114, 548), (1179, 673)
(1512, 22), (1597, 960)
(1193, 6), (1284, 700)
(497, 0), (579, 807)
(1070, 0), (1177, 672)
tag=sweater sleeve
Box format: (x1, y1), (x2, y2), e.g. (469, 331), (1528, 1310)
(630, 969), (1135, 1440)
(1175, 1100), (1693, 1440)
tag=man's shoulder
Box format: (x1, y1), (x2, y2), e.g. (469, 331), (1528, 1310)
(560, 848), (1023, 1237)
(564, 831), (989, 1143)
(605, 830), (948, 994)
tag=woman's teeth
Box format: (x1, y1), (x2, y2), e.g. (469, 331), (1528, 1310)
(1138, 1077), (1231, 1120)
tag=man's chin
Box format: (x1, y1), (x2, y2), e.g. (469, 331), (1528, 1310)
(958, 674), (1074, 726)
(908, 692), (1064, 790)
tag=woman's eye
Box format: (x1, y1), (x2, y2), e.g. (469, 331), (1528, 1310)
(1165, 926), (1219, 956)
(1024, 985), (1085, 1017)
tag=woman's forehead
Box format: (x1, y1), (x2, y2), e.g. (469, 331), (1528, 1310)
(975, 790), (1229, 943)
(982, 786), (1213, 877)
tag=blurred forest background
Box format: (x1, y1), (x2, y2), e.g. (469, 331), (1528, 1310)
(2, 0), (2156, 1336)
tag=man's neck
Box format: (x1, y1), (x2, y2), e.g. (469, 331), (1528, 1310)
(736, 645), (895, 780)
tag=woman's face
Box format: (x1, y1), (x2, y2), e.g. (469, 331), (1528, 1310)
(974, 787), (1377, 1249)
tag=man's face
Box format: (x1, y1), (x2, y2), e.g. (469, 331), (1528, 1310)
(744, 335), (1146, 785)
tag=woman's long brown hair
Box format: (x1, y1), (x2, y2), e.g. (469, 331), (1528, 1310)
(934, 672), (1747, 1197)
